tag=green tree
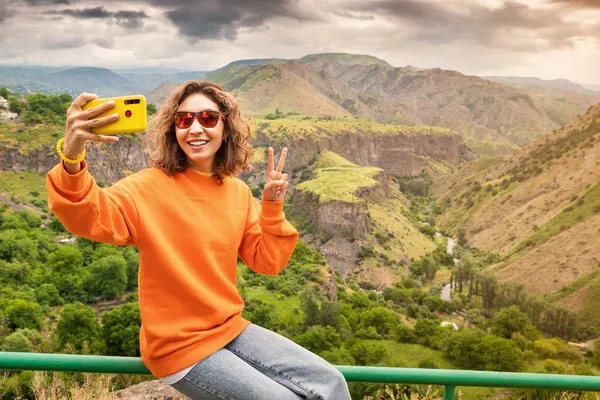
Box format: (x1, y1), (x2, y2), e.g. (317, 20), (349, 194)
(383, 287), (411, 304)
(0, 260), (32, 285)
(443, 329), (486, 369)
(0, 228), (39, 263)
(55, 302), (104, 353)
(357, 307), (398, 337)
(8, 98), (22, 113)
(346, 339), (388, 366)
(395, 324), (417, 343)
(35, 283), (64, 307)
(242, 299), (272, 329)
(320, 348), (355, 365)
(489, 306), (531, 339)
(147, 103), (157, 116)
(347, 291), (371, 309)
(1, 331), (32, 352)
(314, 300), (338, 328)
(102, 302), (141, 356)
(4, 299), (43, 331)
(85, 255), (128, 300)
(414, 318), (441, 346)
(299, 287), (321, 326)
(422, 295), (443, 312)
(0, 88), (9, 99)
(295, 326), (341, 354)
(48, 246), (86, 301)
(122, 247), (140, 290)
(480, 335), (524, 371)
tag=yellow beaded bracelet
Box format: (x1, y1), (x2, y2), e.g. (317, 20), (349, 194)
(56, 137), (86, 164)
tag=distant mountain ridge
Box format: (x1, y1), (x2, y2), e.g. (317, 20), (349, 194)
(196, 54), (599, 155)
(2, 54), (598, 155)
(484, 76), (600, 97)
(40, 67), (144, 97)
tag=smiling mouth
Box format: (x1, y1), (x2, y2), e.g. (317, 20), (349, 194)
(188, 140), (209, 148)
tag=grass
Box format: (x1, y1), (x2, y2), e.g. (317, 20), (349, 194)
(549, 267), (600, 302)
(511, 181), (600, 254)
(315, 150), (357, 168)
(0, 170), (48, 204)
(577, 274), (600, 334)
(251, 115), (454, 140)
(244, 286), (301, 309)
(296, 165), (382, 203)
(0, 121), (63, 154)
(252, 146), (268, 164)
(363, 340), (455, 369)
(362, 341), (513, 400)
(366, 200), (437, 262)
(209, 64), (277, 93)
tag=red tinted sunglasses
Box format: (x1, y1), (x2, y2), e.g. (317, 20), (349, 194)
(174, 110), (226, 129)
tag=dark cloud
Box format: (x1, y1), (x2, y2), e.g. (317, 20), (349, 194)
(0, 6), (15, 24)
(24, 0), (72, 5)
(340, 0), (598, 51)
(148, 0), (322, 40)
(44, 6), (148, 29)
(41, 36), (85, 49)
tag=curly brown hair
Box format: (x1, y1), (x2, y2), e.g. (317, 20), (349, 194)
(145, 80), (252, 181)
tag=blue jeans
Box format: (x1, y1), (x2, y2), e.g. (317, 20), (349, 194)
(170, 324), (351, 400)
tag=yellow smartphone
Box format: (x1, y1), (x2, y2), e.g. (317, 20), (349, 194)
(82, 95), (148, 135)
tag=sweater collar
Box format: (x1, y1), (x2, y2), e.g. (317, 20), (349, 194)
(181, 167), (222, 186)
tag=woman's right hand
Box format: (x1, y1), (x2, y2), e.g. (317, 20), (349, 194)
(62, 93), (120, 171)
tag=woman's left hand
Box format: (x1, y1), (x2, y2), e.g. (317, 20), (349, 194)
(263, 147), (289, 202)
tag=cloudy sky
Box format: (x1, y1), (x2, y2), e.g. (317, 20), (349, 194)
(0, 0), (599, 84)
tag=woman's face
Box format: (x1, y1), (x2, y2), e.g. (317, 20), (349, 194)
(175, 93), (225, 173)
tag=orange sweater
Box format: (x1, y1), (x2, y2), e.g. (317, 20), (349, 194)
(46, 161), (299, 377)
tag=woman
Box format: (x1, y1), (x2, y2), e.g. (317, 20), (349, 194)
(47, 80), (351, 400)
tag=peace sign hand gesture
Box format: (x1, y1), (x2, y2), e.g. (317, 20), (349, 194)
(263, 147), (289, 202)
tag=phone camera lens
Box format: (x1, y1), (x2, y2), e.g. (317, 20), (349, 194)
(125, 110), (132, 118)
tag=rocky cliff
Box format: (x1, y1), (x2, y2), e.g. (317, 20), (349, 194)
(0, 135), (150, 184)
(252, 123), (469, 177)
(289, 154), (436, 285)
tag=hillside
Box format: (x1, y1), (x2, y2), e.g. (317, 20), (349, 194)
(3, 55), (597, 158)
(434, 103), (600, 316)
(39, 67), (143, 97)
(199, 53), (599, 155)
(289, 151), (437, 287)
(484, 76), (600, 97)
(121, 70), (208, 92)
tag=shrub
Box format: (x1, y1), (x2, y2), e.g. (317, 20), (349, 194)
(395, 324), (417, 343)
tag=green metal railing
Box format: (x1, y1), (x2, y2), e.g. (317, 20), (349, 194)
(2, 352), (600, 399)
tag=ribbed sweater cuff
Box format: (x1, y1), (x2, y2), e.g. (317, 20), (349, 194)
(260, 199), (285, 222)
(52, 160), (92, 195)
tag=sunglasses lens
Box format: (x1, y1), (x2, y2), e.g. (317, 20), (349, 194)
(175, 112), (193, 128)
(198, 111), (218, 128)
(174, 111), (220, 128)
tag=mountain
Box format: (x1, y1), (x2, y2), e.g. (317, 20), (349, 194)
(0, 65), (204, 97)
(434, 103), (600, 325)
(188, 53), (599, 155)
(0, 66), (66, 94)
(216, 58), (287, 71)
(484, 76), (600, 97)
(121, 71), (209, 92)
(39, 67), (144, 97)
(581, 83), (600, 92)
(298, 52), (393, 67)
